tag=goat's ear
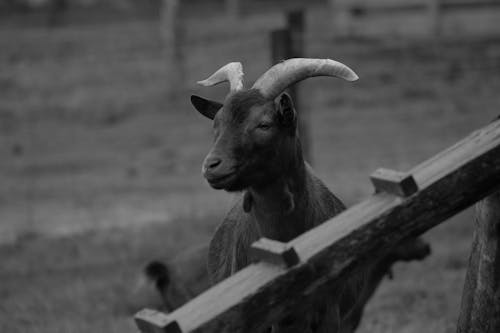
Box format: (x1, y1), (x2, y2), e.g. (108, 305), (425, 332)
(190, 95), (223, 120)
(277, 93), (296, 127)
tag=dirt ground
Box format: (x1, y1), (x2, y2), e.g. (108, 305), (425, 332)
(1, 7), (500, 333)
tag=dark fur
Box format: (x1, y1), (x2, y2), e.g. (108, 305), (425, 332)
(192, 90), (430, 332)
(144, 261), (170, 293)
(140, 244), (211, 312)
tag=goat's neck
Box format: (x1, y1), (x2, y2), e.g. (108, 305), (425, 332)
(247, 141), (310, 242)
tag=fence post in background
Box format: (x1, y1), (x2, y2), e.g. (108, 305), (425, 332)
(161, 0), (184, 97)
(271, 10), (311, 164)
(225, 0), (241, 20)
(287, 10), (305, 58)
(428, 0), (442, 36)
(456, 191), (500, 333)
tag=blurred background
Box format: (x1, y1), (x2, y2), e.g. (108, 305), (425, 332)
(1, 0), (500, 332)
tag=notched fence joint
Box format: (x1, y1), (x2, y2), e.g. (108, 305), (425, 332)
(135, 308), (182, 333)
(250, 237), (300, 268)
(370, 168), (419, 197)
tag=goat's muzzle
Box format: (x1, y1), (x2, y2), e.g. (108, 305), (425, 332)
(202, 155), (239, 189)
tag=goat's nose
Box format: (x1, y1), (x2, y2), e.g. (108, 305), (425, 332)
(203, 156), (222, 172)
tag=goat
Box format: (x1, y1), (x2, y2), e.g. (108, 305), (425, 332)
(191, 58), (430, 332)
(128, 244), (210, 313)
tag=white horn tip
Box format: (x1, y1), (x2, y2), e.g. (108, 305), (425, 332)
(196, 79), (212, 87)
(348, 72), (359, 82)
(196, 62), (244, 90)
(326, 58), (359, 82)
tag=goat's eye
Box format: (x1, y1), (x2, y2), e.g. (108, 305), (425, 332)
(257, 123), (272, 131)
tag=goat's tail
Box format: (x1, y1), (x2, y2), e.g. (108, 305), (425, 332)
(144, 260), (171, 291)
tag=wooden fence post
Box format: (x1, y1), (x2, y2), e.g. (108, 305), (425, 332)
(270, 10), (312, 163)
(161, 0), (184, 97)
(456, 191), (500, 333)
(271, 29), (292, 66)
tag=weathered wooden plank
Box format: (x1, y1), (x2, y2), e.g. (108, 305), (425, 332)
(335, 0), (423, 7)
(250, 238), (300, 268)
(336, 0), (500, 11)
(335, 0), (427, 16)
(298, 121), (500, 258)
(238, 0), (325, 16)
(456, 191), (500, 333)
(442, 0), (500, 10)
(135, 309), (181, 333)
(370, 168), (419, 197)
(332, 0), (500, 24)
(136, 119), (500, 333)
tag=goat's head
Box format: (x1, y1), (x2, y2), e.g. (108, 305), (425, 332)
(191, 58), (358, 191)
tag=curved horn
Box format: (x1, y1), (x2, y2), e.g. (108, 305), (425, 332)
(252, 58), (358, 100)
(197, 62), (244, 92)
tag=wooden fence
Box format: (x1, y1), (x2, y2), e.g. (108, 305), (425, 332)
(159, 0), (322, 95)
(191, 0), (500, 37)
(330, 0), (500, 37)
(134, 117), (500, 332)
(161, 0), (500, 144)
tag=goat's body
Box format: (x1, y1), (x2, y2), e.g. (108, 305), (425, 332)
(208, 165), (345, 283)
(129, 244), (211, 314)
(165, 244), (211, 309)
(194, 59), (430, 332)
(208, 165), (375, 332)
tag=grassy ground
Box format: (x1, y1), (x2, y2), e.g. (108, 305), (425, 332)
(1, 7), (500, 332)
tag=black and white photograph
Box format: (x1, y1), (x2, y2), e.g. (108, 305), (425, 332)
(1, 1), (500, 332)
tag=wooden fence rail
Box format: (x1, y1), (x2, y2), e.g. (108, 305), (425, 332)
(135, 118), (500, 333)
(331, 0), (500, 37)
